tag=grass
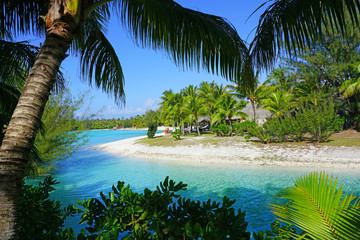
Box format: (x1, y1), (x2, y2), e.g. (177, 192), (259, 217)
(137, 132), (246, 147)
(137, 129), (360, 148)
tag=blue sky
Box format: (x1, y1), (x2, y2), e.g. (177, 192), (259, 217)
(26, 1), (270, 119)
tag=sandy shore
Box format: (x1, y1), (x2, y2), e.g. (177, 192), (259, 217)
(92, 134), (360, 169)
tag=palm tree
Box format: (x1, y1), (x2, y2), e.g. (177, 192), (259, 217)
(182, 89), (208, 136)
(211, 95), (248, 136)
(0, 1), (249, 237)
(271, 172), (360, 239)
(251, 0), (360, 70)
(261, 90), (296, 117)
(229, 80), (276, 123)
(198, 81), (229, 125)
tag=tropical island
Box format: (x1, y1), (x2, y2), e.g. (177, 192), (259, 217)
(1, 1), (360, 240)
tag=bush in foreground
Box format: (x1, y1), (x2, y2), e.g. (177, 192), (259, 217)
(21, 173), (360, 239)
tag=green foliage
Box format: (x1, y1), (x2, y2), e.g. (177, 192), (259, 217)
(33, 90), (89, 175)
(147, 122), (157, 138)
(18, 177), (76, 240)
(171, 129), (181, 140)
(143, 110), (158, 127)
(233, 120), (257, 136)
(248, 100), (339, 143)
(253, 221), (296, 240)
(244, 134), (251, 142)
(248, 124), (271, 144)
(211, 124), (231, 137)
(300, 101), (338, 142)
(75, 176), (250, 239)
(271, 172), (360, 240)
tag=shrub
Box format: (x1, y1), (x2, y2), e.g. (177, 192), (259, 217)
(211, 124), (230, 137)
(233, 120), (256, 136)
(147, 122), (157, 138)
(18, 177), (75, 240)
(171, 129), (181, 140)
(75, 177), (251, 239)
(300, 101), (338, 142)
(248, 124), (271, 143)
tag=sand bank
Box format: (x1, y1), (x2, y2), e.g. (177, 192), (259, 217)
(92, 134), (360, 169)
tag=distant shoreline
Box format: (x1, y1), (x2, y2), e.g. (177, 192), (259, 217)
(92, 133), (360, 169)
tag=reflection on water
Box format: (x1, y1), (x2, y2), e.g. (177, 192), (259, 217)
(26, 130), (360, 234)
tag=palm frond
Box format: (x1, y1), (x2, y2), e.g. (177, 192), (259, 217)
(271, 172), (360, 239)
(74, 8), (125, 105)
(114, 0), (248, 82)
(0, 40), (38, 87)
(0, 0), (47, 37)
(340, 78), (360, 98)
(0, 39), (65, 93)
(0, 83), (21, 119)
(250, 0), (360, 70)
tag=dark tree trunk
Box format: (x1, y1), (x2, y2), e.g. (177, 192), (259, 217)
(0, 3), (74, 236)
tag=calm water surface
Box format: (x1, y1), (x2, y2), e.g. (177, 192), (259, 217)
(27, 130), (360, 234)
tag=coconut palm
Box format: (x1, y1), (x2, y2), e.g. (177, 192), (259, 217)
(229, 80), (277, 123)
(251, 0), (360, 70)
(198, 81), (229, 124)
(340, 76), (360, 98)
(0, 1), (250, 237)
(182, 93), (208, 136)
(211, 95), (248, 136)
(261, 90), (296, 117)
(271, 172), (360, 239)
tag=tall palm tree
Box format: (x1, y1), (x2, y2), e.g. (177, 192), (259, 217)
(182, 92), (208, 136)
(0, 1), (249, 238)
(229, 81), (276, 123)
(211, 95), (248, 136)
(198, 81), (229, 125)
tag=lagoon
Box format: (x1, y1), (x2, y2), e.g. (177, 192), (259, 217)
(28, 130), (360, 234)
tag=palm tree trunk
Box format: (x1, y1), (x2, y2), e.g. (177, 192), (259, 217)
(0, 33), (71, 240)
(196, 120), (201, 136)
(181, 117), (185, 135)
(251, 100), (256, 123)
(228, 119), (233, 136)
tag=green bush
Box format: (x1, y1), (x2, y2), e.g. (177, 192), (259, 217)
(248, 100), (339, 143)
(300, 101), (338, 142)
(211, 124), (231, 137)
(171, 129), (181, 140)
(253, 221), (296, 240)
(233, 120), (256, 136)
(18, 177), (76, 240)
(75, 177), (251, 239)
(147, 122), (157, 138)
(248, 124), (271, 143)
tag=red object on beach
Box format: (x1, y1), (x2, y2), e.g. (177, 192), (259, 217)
(165, 128), (169, 134)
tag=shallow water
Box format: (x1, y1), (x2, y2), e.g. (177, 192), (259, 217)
(27, 130), (360, 234)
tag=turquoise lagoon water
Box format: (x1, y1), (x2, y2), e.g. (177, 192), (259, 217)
(27, 130), (360, 234)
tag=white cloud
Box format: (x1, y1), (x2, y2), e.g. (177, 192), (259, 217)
(143, 97), (160, 110)
(87, 97), (161, 119)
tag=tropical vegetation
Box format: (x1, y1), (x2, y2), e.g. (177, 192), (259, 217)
(18, 172), (360, 239)
(1, 0), (360, 239)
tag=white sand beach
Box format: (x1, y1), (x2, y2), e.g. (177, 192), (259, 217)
(92, 133), (360, 169)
